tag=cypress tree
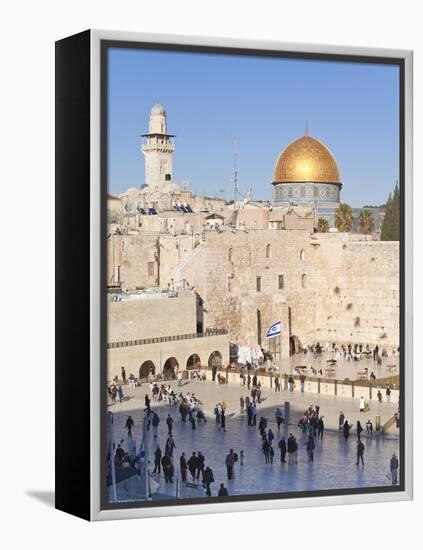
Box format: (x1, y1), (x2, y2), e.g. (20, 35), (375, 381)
(381, 182), (400, 241)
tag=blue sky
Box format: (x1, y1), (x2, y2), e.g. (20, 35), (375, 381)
(107, 48), (399, 207)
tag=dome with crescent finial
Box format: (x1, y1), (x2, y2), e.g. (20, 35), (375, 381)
(150, 103), (166, 116)
(273, 134), (341, 184)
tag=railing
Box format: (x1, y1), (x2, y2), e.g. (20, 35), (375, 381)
(107, 328), (228, 349)
(382, 413), (399, 434)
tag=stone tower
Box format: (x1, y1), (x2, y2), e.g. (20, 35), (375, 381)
(141, 103), (175, 191)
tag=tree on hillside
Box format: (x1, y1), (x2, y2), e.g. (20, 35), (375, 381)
(381, 181), (400, 241)
(335, 203), (353, 232)
(317, 217), (329, 232)
(359, 209), (375, 234)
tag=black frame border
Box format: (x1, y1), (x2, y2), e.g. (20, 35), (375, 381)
(99, 39), (406, 512)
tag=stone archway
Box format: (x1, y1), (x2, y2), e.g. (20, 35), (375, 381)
(139, 360), (155, 381)
(163, 357), (178, 380)
(208, 351), (223, 368)
(186, 353), (201, 370)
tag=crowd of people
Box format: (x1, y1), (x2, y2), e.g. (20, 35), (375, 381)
(110, 358), (400, 501)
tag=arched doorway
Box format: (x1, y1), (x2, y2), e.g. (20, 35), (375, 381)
(186, 354), (201, 370)
(208, 351), (223, 368)
(139, 360), (155, 381)
(163, 357), (178, 380)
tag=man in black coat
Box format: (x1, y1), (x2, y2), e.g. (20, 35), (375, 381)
(278, 437), (287, 463)
(161, 453), (172, 482)
(218, 483), (229, 497)
(153, 446), (162, 473)
(187, 452), (198, 482)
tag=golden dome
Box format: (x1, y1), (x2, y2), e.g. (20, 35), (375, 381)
(274, 135), (341, 184)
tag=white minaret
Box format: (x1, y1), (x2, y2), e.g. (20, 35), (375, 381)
(141, 103), (175, 191)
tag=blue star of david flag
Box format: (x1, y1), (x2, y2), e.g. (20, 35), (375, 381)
(266, 321), (281, 338)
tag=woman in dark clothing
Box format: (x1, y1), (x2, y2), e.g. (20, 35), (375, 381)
(343, 420), (352, 441)
(180, 452), (187, 481)
(356, 420), (363, 440)
(202, 466), (214, 496)
(219, 411), (226, 432)
(317, 417), (324, 440)
(306, 435), (315, 462)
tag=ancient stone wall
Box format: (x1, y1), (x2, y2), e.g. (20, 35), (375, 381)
(107, 228), (400, 352)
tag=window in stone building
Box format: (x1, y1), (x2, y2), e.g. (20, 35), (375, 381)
(301, 273), (306, 288)
(148, 261), (155, 277)
(278, 274), (284, 289)
(266, 243), (271, 258)
(228, 248), (233, 262)
(300, 249), (305, 261)
(256, 276), (261, 292)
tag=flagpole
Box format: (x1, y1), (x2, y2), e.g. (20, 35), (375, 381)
(108, 411), (117, 503)
(279, 332), (282, 393)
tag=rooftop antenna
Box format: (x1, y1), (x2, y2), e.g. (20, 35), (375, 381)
(232, 141), (240, 207)
(305, 119), (309, 135)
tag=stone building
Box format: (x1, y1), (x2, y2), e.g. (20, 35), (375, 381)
(107, 105), (399, 380)
(107, 289), (228, 381)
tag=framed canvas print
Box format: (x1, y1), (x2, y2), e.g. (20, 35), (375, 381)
(55, 30), (413, 521)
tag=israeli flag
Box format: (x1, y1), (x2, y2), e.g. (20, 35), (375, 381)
(267, 321), (281, 339)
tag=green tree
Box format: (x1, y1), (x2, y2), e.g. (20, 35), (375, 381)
(359, 209), (374, 234)
(317, 217), (329, 232)
(335, 203), (353, 232)
(381, 182), (400, 241)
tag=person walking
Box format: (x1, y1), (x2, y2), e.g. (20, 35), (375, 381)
(366, 419), (373, 435)
(359, 396), (365, 412)
(180, 452), (187, 482)
(278, 437), (287, 463)
(262, 439), (271, 463)
(187, 452), (198, 482)
(121, 366), (126, 384)
(202, 466), (214, 497)
(152, 411), (160, 438)
(165, 435), (175, 457)
(269, 445), (275, 464)
(386, 386), (392, 402)
(287, 434), (295, 464)
(306, 435), (315, 463)
(117, 385), (124, 403)
(219, 410), (226, 432)
(252, 404), (257, 426)
(275, 408), (283, 431)
(218, 483), (229, 497)
(197, 451), (205, 480)
(356, 420), (363, 440)
(161, 453), (173, 482)
(343, 420), (352, 441)
(356, 439), (365, 466)
(267, 428), (275, 446)
(153, 446), (162, 474)
(339, 411), (345, 431)
(247, 403), (252, 426)
(225, 449), (236, 480)
(125, 415), (134, 438)
(317, 417), (324, 441)
(145, 394), (151, 411)
(390, 453), (399, 484)
(166, 413), (174, 436)
(240, 396), (245, 414)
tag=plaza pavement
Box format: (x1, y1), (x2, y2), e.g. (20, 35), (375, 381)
(108, 379), (400, 501)
(110, 378), (399, 434)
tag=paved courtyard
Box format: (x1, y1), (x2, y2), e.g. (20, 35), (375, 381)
(108, 379), (400, 502)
